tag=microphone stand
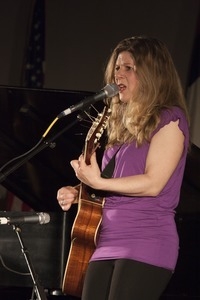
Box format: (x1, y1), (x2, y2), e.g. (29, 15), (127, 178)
(0, 113), (85, 183)
(12, 224), (47, 300)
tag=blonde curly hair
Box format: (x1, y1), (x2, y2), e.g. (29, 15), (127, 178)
(104, 36), (189, 147)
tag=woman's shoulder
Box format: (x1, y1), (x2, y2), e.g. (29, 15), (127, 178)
(152, 106), (189, 139)
(159, 106), (188, 127)
(160, 106), (186, 121)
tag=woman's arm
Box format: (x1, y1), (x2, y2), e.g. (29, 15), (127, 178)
(57, 184), (80, 210)
(71, 120), (184, 197)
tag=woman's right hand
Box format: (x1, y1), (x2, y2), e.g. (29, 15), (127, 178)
(57, 186), (79, 211)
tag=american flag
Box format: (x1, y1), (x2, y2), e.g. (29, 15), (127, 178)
(0, 185), (33, 212)
(23, 0), (45, 88)
(187, 13), (200, 148)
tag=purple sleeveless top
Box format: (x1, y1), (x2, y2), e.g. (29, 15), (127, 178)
(90, 106), (189, 270)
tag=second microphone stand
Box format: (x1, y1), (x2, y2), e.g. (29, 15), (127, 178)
(12, 223), (47, 300)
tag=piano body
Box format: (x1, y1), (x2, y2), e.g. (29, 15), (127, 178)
(0, 85), (199, 299)
(0, 85), (99, 299)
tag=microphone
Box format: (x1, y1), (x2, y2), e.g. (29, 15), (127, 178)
(57, 83), (119, 118)
(0, 212), (50, 225)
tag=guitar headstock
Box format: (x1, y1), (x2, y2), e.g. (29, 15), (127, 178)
(84, 106), (111, 165)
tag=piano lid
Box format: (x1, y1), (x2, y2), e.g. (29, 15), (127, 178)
(0, 85), (104, 211)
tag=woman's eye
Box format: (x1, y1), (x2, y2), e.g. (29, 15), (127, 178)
(114, 65), (135, 73)
(125, 66), (133, 71)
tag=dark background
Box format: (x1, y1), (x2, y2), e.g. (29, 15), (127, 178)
(0, 0), (199, 91)
(0, 1), (200, 299)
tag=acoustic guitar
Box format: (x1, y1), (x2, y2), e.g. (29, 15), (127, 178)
(62, 105), (111, 298)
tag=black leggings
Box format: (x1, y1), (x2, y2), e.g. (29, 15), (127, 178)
(81, 259), (172, 300)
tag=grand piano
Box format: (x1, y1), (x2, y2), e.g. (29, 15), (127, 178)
(0, 85), (100, 300)
(0, 85), (199, 299)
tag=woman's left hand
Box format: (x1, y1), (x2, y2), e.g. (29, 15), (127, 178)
(70, 152), (102, 189)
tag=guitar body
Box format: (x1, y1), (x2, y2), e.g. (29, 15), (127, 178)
(62, 187), (104, 297)
(62, 106), (110, 298)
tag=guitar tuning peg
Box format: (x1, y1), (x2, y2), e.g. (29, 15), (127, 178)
(96, 132), (101, 139)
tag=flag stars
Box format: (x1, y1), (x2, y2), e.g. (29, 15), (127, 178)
(34, 34), (41, 42)
(25, 63), (32, 70)
(24, 0), (45, 88)
(34, 22), (40, 30)
(31, 75), (37, 82)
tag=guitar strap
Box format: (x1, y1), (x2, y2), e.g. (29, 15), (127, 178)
(86, 146), (122, 200)
(101, 146), (121, 179)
